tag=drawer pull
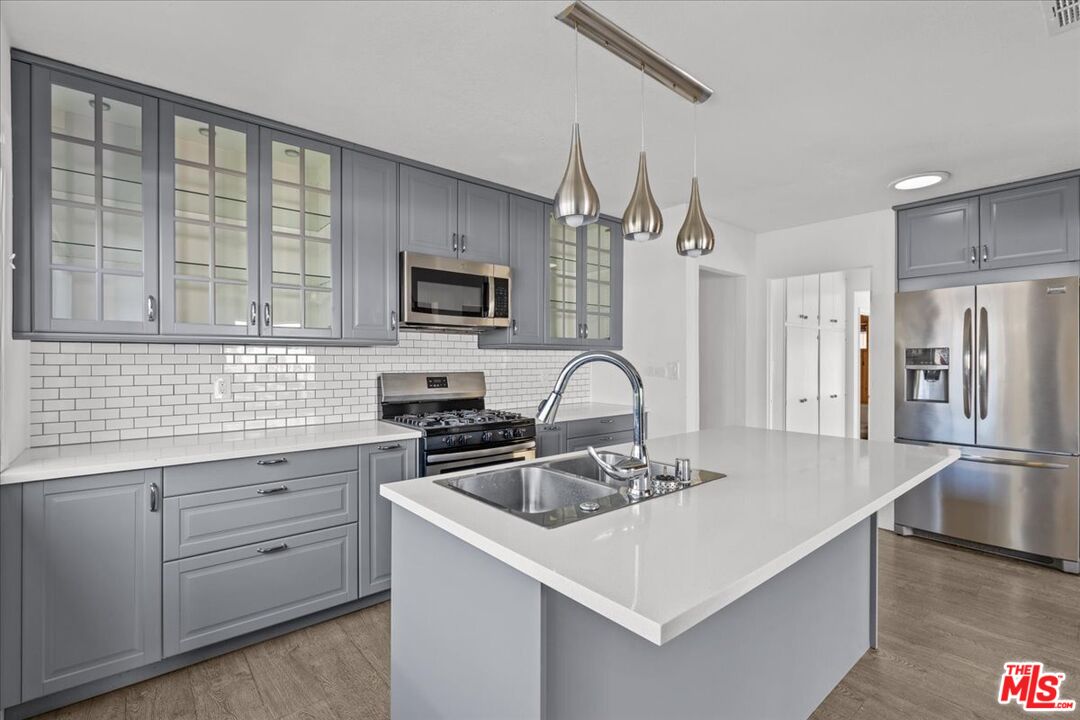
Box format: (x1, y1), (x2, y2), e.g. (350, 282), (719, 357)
(257, 457), (288, 466)
(256, 542), (289, 554)
(256, 484), (289, 495)
(377, 444), (402, 451)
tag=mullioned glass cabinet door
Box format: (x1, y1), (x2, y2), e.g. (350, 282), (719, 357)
(159, 103), (260, 336)
(259, 130), (342, 338)
(31, 68), (159, 334)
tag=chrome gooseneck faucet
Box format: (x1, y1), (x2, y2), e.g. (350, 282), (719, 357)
(537, 351), (651, 497)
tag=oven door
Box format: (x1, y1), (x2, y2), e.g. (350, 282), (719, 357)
(423, 440), (537, 476)
(401, 252), (499, 328)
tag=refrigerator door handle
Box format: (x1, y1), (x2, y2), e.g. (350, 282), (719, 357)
(959, 453), (1071, 470)
(978, 306), (989, 420)
(962, 308), (973, 419)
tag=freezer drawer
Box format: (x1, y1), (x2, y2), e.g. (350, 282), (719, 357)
(895, 444), (1079, 563)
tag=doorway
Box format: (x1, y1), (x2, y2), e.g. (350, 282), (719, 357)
(853, 290), (870, 440)
(699, 270), (746, 430)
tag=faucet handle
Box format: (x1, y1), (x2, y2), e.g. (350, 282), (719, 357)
(588, 446), (648, 481)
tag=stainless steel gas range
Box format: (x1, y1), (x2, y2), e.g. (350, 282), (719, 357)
(378, 372), (536, 476)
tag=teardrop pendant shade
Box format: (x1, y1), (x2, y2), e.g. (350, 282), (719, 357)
(554, 123), (600, 227)
(621, 151), (663, 241)
(676, 177), (715, 257)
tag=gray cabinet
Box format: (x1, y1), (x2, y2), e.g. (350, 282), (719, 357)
(536, 423), (567, 458)
(567, 430), (635, 453)
(399, 165), (510, 264)
(544, 212), (623, 348)
(897, 198), (979, 279)
(478, 196), (546, 347)
(343, 150), (399, 343)
(159, 102), (260, 336)
(163, 525), (357, 657)
(259, 129), (342, 338)
(360, 440), (418, 596)
(21, 470), (162, 700)
(457, 181), (510, 264)
(980, 177), (1080, 270)
(30, 67), (160, 335)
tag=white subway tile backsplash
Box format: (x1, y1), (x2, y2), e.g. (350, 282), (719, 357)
(29, 332), (590, 446)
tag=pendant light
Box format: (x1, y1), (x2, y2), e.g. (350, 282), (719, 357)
(553, 25), (600, 227)
(621, 65), (663, 241)
(676, 104), (715, 257)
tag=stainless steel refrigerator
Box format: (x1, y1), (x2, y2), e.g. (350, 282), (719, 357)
(894, 276), (1080, 573)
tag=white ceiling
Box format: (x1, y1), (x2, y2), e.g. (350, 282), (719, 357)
(3, 0), (1079, 232)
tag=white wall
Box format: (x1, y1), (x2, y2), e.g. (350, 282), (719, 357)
(699, 271), (746, 430)
(0, 15), (32, 469)
(590, 204), (755, 439)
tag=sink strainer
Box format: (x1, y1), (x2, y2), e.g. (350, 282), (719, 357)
(578, 501), (601, 513)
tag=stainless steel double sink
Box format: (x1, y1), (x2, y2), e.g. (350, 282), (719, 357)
(435, 453), (725, 528)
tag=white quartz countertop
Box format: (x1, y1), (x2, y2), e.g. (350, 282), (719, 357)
(381, 426), (958, 645)
(0, 421), (421, 485)
(508, 401), (635, 423)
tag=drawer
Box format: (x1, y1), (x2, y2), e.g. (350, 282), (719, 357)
(566, 430), (634, 453)
(565, 414), (635, 439)
(163, 525), (357, 657)
(163, 471), (357, 560)
(164, 446), (357, 496)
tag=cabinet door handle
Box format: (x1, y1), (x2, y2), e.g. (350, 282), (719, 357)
(149, 482), (159, 512)
(582, 323), (589, 340)
(452, 233), (458, 252)
(798, 313), (808, 320)
(256, 542), (288, 554)
(264, 302), (272, 327)
(257, 457), (288, 466)
(829, 394), (838, 399)
(829, 318), (838, 323)
(798, 398), (808, 403)
(146, 295), (156, 322)
(981, 245), (989, 263)
(511, 318), (518, 335)
(461, 234), (467, 253)
(250, 301), (258, 326)
(390, 310), (398, 330)
(377, 443), (402, 451)
(970, 246), (977, 264)
(544, 425), (560, 431)
(256, 484), (289, 495)
(599, 418), (615, 424)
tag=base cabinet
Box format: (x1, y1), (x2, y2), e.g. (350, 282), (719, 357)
(163, 525), (357, 657)
(361, 440), (419, 596)
(21, 471), (162, 700)
(536, 423), (567, 458)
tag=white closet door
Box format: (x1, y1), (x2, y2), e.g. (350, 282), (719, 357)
(819, 329), (846, 436)
(785, 326), (819, 434)
(785, 275), (805, 324)
(802, 274), (820, 327)
(819, 271), (846, 329)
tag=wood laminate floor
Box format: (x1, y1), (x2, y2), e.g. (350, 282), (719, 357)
(33, 532), (1080, 720)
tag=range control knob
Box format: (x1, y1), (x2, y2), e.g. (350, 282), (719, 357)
(513, 427), (528, 438)
(443, 436), (453, 446)
(456, 434), (469, 446)
(481, 431), (493, 443)
(500, 429), (513, 440)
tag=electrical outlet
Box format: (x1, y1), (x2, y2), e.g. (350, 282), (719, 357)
(665, 362), (681, 380)
(212, 375), (232, 402)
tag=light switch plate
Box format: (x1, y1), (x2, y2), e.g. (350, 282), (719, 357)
(212, 375), (232, 402)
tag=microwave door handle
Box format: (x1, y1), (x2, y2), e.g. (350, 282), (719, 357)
(485, 276), (493, 320)
(962, 307), (972, 419)
(978, 306), (988, 420)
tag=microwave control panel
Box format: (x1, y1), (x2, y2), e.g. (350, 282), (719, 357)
(492, 278), (510, 318)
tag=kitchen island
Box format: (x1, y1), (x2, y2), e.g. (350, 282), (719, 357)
(382, 426), (958, 720)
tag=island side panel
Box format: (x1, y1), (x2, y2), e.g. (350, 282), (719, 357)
(542, 518), (873, 720)
(390, 506), (544, 720)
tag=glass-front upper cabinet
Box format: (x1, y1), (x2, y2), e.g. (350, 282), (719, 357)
(32, 70), (158, 334)
(259, 130), (341, 338)
(545, 213), (622, 348)
(160, 103), (259, 336)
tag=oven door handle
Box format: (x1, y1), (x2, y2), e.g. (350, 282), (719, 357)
(426, 447), (537, 473)
(426, 440), (537, 465)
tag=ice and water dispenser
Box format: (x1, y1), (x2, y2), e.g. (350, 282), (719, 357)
(905, 347), (949, 403)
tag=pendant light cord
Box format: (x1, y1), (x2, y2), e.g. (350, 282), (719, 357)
(640, 64), (646, 151)
(692, 103), (698, 178)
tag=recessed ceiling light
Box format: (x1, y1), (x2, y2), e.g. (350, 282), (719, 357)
(889, 172), (951, 191)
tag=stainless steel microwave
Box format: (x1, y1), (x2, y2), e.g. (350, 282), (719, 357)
(400, 252), (511, 330)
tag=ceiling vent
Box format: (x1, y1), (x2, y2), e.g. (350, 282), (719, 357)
(1046, 0), (1080, 35)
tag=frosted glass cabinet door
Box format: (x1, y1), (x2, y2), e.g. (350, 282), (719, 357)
(259, 130), (341, 338)
(580, 219), (622, 348)
(160, 103), (260, 336)
(31, 68), (159, 334)
(546, 210), (582, 345)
